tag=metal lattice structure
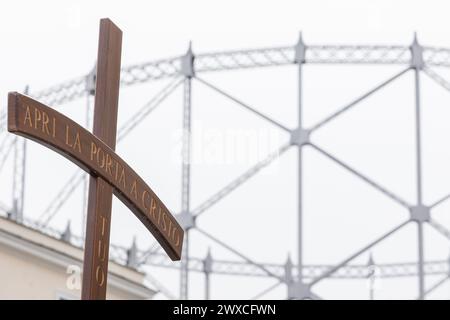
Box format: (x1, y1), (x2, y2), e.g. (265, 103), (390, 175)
(2, 33), (450, 299)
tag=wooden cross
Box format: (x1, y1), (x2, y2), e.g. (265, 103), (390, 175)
(7, 18), (184, 300)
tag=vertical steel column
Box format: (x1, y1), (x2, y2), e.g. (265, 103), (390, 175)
(182, 79), (192, 217)
(412, 34), (425, 300)
(180, 43), (194, 299)
(417, 222), (425, 299)
(12, 137), (18, 218)
(367, 254), (375, 300)
(20, 139), (26, 216)
(180, 78), (192, 299)
(82, 69), (95, 241)
(82, 93), (91, 241)
(204, 268), (210, 300)
(20, 86), (28, 219)
(180, 231), (190, 300)
(369, 278), (375, 300)
(285, 255), (294, 299)
(414, 66), (423, 211)
(295, 33), (306, 285)
(11, 86), (29, 222)
(12, 137), (26, 221)
(203, 249), (212, 300)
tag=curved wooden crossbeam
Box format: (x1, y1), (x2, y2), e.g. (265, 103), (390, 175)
(8, 92), (183, 260)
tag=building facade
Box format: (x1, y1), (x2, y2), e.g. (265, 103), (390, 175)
(0, 216), (155, 299)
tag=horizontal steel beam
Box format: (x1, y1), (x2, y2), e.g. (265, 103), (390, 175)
(3, 210), (447, 280)
(28, 45), (450, 106)
(140, 250), (450, 280)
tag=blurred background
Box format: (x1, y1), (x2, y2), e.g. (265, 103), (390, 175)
(1, 0), (450, 299)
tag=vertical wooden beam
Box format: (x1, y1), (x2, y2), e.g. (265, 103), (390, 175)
(82, 18), (122, 300)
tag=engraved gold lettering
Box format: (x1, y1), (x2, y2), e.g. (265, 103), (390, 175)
(90, 142), (97, 161)
(157, 207), (162, 225)
(118, 167), (126, 188)
(97, 239), (107, 262)
(100, 215), (107, 236)
(105, 154), (113, 176)
(65, 126), (81, 152)
(173, 229), (181, 247)
(52, 117), (56, 137)
(95, 265), (105, 287)
(167, 219), (174, 237)
(97, 147), (105, 168)
(130, 180), (138, 200)
(65, 125), (73, 147)
(141, 190), (150, 210)
(95, 215), (108, 286)
(24, 105), (32, 127)
(42, 112), (50, 135)
(97, 239), (107, 261)
(34, 108), (41, 129)
(161, 211), (168, 232)
(73, 132), (81, 153)
(114, 161), (119, 181)
(149, 197), (157, 220)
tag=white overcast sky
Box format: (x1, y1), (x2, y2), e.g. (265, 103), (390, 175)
(2, 0), (450, 300)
